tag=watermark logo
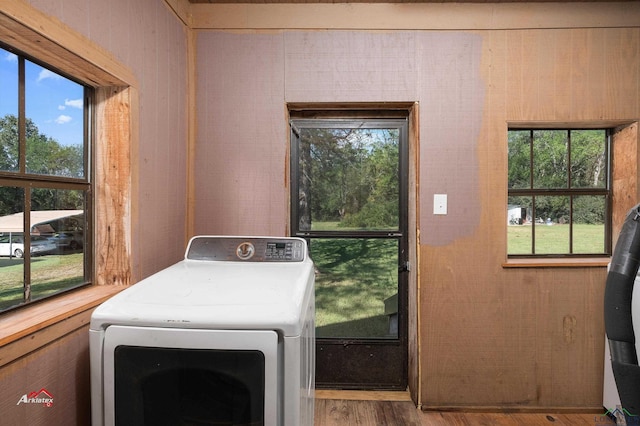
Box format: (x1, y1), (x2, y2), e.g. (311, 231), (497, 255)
(596, 406), (640, 425)
(16, 388), (54, 407)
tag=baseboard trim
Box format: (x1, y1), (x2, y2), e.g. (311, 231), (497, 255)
(315, 389), (412, 402)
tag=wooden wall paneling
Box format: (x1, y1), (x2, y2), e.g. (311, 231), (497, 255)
(186, 27), (197, 240)
(135, 1), (160, 270)
(283, 31), (417, 104)
(416, 32), (484, 246)
(420, 27), (639, 411)
(572, 29), (607, 120)
(506, 31), (537, 120)
(568, 28), (590, 120)
(421, 244), (503, 406)
(478, 29), (508, 263)
(605, 28), (640, 119)
(0, 327), (92, 425)
(587, 29), (608, 120)
(550, 30), (573, 122)
(505, 270), (539, 405)
(584, 271), (608, 405)
(86, 0), (112, 56)
(419, 30), (502, 405)
(194, 32), (287, 236)
(539, 270), (604, 407)
(532, 271), (554, 407)
(534, 30), (559, 121)
(189, 24), (635, 410)
(480, 30), (535, 405)
(153, 5), (171, 257)
(612, 123), (639, 242)
(124, 0), (190, 278)
(60, 0), (88, 38)
(0, 311), (89, 369)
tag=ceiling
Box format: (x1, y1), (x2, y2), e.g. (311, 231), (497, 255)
(189, 0), (629, 3)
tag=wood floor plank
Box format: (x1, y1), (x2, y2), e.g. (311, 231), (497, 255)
(314, 399), (616, 425)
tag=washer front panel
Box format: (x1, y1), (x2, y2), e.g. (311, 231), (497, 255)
(102, 326), (280, 426)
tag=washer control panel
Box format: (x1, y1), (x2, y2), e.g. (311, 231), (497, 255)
(186, 236), (306, 262)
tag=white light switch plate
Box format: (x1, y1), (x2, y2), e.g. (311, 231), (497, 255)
(434, 194), (447, 215)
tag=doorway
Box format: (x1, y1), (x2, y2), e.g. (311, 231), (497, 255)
(290, 112), (409, 389)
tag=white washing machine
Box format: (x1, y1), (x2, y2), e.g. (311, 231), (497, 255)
(90, 236), (315, 426)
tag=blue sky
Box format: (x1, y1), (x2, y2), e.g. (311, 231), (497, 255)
(0, 47), (84, 147)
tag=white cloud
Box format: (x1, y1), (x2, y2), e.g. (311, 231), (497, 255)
(55, 115), (72, 124)
(64, 98), (83, 109)
(37, 69), (62, 82)
(4, 52), (17, 62)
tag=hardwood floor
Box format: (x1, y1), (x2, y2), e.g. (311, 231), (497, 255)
(314, 392), (615, 425)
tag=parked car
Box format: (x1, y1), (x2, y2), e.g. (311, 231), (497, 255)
(50, 231), (84, 250)
(0, 234), (57, 258)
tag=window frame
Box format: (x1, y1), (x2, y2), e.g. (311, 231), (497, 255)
(0, 41), (93, 312)
(507, 127), (612, 259)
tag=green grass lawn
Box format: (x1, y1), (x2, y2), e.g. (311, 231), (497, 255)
(508, 223), (605, 254)
(0, 253), (85, 311)
(311, 238), (398, 339)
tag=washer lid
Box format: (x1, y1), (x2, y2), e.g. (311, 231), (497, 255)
(91, 259), (314, 336)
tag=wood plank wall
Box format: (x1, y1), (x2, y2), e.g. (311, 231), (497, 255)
(421, 28), (639, 410)
(194, 21), (640, 411)
(0, 327), (92, 424)
(0, 1), (189, 424)
(0, 2), (637, 422)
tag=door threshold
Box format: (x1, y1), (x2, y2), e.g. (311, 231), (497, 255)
(315, 389), (412, 402)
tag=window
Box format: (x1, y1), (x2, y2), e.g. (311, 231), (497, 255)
(0, 43), (92, 312)
(507, 128), (611, 257)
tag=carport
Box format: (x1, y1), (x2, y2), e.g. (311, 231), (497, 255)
(0, 210), (83, 235)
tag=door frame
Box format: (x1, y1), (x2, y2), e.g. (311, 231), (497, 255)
(288, 104), (418, 393)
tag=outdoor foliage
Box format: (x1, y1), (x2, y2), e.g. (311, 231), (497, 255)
(299, 127), (399, 230)
(0, 114), (84, 216)
(508, 129), (607, 225)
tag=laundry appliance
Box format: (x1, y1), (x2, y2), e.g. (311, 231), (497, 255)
(90, 236), (315, 426)
(603, 271), (640, 417)
(604, 204), (640, 421)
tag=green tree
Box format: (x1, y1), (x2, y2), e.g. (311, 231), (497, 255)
(298, 126), (399, 230)
(0, 115), (20, 172)
(340, 130), (399, 229)
(508, 129), (607, 224)
(0, 114), (84, 216)
(508, 130), (531, 189)
(570, 130), (606, 188)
